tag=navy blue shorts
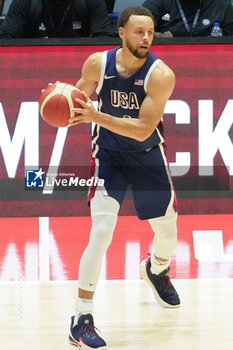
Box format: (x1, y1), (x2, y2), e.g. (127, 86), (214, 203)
(88, 144), (177, 220)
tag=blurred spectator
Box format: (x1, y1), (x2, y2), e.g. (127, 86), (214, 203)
(113, 0), (144, 14)
(105, 0), (144, 35)
(1, 1), (13, 21)
(104, 0), (115, 13)
(0, 0), (113, 38)
(0, 0), (4, 15)
(143, 0), (233, 37)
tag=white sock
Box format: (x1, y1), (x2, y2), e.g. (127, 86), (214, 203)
(150, 254), (171, 275)
(75, 297), (93, 322)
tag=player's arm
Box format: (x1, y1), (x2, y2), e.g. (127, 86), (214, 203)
(70, 62), (175, 142)
(75, 52), (102, 97)
(137, 62), (175, 140)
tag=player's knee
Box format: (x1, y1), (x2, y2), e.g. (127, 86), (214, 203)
(88, 192), (119, 251)
(149, 206), (177, 229)
(89, 214), (117, 252)
(154, 206), (177, 223)
(91, 190), (120, 216)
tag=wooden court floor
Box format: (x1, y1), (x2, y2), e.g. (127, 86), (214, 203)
(0, 279), (233, 350)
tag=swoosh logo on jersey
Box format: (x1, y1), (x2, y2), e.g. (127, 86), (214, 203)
(104, 75), (116, 79)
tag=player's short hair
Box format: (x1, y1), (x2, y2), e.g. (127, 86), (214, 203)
(117, 6), (155, 28)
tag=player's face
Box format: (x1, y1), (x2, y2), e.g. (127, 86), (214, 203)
(120, 15), (154, 59)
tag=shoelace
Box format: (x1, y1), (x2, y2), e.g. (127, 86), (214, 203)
(80, 320), (99, 336)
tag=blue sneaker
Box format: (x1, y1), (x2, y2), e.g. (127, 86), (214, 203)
(140, 258), (180, 308)
(69, 314), (107, 349)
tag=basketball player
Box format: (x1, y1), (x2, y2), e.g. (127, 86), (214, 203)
(68, 6), (180, 349)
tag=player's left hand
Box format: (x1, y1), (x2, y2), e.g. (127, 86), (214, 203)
(68, 91), (96, 126)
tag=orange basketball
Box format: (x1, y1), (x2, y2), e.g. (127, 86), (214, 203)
(39, 82), (85, 127)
